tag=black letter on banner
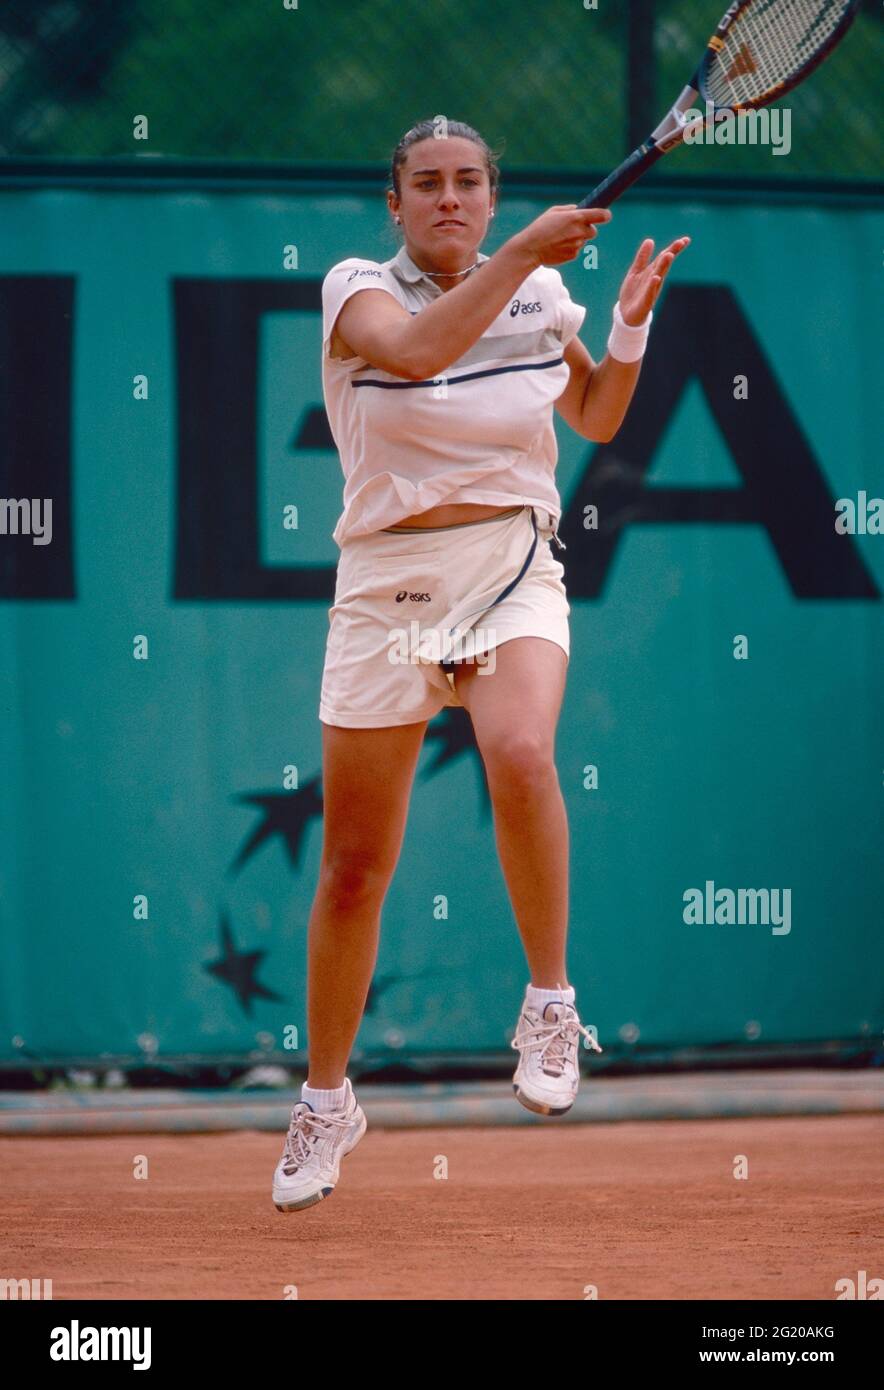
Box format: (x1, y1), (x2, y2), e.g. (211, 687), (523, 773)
(560, 285), (878, 600)
(0, 277), (75, 599)
(173, 277), (334, 600)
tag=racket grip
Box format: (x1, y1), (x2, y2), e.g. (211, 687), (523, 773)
(578, 141), (665, 210)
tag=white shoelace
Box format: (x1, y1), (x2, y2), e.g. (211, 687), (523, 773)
(511, 1006), (603, 1075)
(282, 1104), (353, 1175)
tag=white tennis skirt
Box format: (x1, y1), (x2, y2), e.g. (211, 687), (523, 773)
(319, 504), (570, 728)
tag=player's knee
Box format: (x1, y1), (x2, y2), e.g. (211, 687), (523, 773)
(483, 732), (557, 794)
(319, 855), (391, 912)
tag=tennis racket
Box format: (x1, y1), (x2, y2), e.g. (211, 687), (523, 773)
(579, 0), (862, 209)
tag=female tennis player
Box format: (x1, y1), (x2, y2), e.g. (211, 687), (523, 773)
(273, 119), (689, 1211)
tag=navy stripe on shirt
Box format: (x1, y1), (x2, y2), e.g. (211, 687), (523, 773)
(351, 357), (565, 389)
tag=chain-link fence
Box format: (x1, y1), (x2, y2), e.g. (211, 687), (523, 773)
(0, 0), (880, 180)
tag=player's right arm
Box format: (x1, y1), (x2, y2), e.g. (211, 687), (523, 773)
(331, 206), (611, 382)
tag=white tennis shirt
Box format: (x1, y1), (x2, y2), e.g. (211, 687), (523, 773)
(321, 244), (586, 547)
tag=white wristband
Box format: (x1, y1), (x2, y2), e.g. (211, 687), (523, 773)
(606, 300), (653, 363)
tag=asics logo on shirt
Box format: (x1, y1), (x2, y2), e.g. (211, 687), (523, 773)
(347, 268), (384, 282)
(395, 590), (432, 603)
(510, 298), (543, 317)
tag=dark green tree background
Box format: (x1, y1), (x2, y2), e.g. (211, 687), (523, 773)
(0, 0), (880, 180)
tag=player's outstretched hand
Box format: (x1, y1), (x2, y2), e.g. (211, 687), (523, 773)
(510, 204), (613, 269)
(619, 236), (691, 324)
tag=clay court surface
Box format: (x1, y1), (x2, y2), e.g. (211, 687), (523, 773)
(3, 1113), (882, 1300)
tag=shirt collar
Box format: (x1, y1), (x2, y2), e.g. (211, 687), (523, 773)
(392, 243), (490, 285)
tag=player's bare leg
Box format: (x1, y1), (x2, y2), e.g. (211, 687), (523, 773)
(453, 637), (570, 987)
(306, 719), (429, 1088)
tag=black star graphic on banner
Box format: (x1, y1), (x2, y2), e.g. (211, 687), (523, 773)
(421, 708), (490, 815)
(205, 911), (286, 1016)
(229, 775), (323, 877)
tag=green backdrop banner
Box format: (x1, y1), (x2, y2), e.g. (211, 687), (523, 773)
(0, 185), (881, 1067)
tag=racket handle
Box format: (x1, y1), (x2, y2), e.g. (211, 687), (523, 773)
(578, 140), (666, 209)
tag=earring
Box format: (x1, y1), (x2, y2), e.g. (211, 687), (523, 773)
(394, 216), (401, 224)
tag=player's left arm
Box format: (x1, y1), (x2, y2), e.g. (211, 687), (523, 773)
(555, 235), (690, 443)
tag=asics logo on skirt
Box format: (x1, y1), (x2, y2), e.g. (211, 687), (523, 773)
(395, 590), (432, 603)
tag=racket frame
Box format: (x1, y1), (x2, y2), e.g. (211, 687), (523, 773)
(578, 0), (863, 208)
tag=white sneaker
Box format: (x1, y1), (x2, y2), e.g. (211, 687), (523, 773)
(511, 994), (602, 1116)
(272, 1078), (367, 1212)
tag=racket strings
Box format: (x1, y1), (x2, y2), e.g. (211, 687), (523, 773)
(705, 0), (852, 107)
